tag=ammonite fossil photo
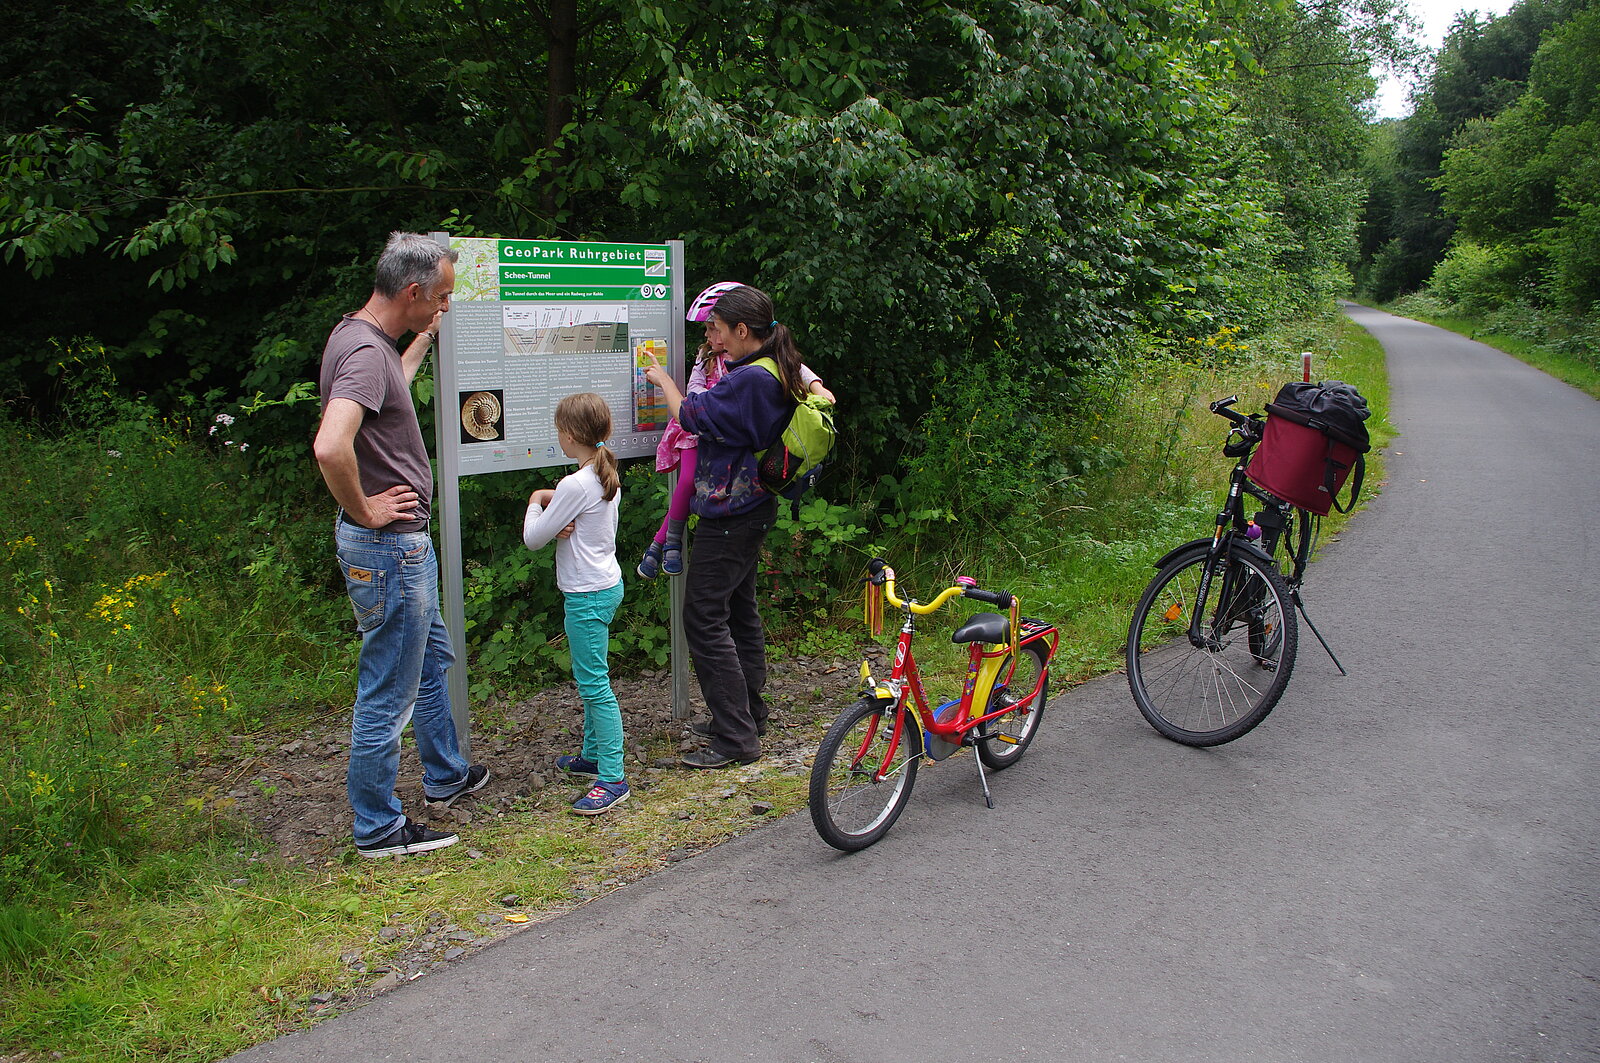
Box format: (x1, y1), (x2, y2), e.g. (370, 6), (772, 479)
(461, 391), (503, 441)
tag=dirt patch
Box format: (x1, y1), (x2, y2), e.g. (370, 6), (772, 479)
(195, 651), (874, 862)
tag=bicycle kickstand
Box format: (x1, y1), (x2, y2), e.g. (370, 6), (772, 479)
(1292, 590), (1348, 676)
(973, 748), (996, 809)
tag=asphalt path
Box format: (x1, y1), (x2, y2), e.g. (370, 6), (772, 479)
(234, 304), (1599, 1063)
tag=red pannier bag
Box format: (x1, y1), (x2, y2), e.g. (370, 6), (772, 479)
(1246, 380), (1371, 516)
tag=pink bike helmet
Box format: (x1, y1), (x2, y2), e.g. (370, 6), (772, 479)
(686, 281), (748, 322)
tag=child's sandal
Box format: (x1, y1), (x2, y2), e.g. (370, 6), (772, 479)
(637, 541), (663, 580)
(662, 540), (683, 576)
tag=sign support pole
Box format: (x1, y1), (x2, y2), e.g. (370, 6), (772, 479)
(431, 232), (472, 757)
(668, 240), (689, 720)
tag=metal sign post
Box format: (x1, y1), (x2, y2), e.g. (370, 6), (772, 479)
(430, 234), (688, 752)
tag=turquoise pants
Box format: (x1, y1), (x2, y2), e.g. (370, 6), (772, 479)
(564, 581), (626, 783)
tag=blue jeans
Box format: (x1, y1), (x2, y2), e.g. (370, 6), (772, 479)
(564, 581), (626, 783)
(335, 521), (472, 845)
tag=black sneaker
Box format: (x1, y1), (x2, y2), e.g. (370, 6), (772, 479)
(429, 764), (489, 808)
(356, 818), (459, 858)
(688, 718), (767, 739)
(680, 747), (761, 769)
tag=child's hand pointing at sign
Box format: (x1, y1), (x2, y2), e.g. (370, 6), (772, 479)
(641, 349), (669, 389)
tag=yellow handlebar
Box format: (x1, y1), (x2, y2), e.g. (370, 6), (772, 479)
(877, 566), (973, 615)
(869, 562), (1022, 659)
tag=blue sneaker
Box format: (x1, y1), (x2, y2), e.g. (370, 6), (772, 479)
(662, 539), (683, 575)
(556, 755), (600, 778)
(571, 780), (630, 816)
(637, 542), (663, 579)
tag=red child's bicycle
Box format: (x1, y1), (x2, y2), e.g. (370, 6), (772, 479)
(808, 558), (1059, 851)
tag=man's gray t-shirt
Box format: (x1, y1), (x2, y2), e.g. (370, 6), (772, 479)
(319, 315), (431, 532)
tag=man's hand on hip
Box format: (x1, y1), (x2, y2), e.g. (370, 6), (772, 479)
(357, 485), (421, 527)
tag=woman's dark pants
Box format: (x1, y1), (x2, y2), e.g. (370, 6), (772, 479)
(684, 498), (776, 759)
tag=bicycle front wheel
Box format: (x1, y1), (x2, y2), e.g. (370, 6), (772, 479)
(809, 697), (920, 851)
(1126, 545), (1297, 746)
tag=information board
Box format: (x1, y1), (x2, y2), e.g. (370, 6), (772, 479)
(432, 235), (689, 755)
(444, 237), (679, 474)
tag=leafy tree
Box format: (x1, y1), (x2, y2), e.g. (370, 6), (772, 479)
(0, 0), (1420, 672)
(1436, 4), (1600, 312)
(1357, 0), (1590, 299)
(2, 1), (1286, 439)
(1223, 0), (1417, 313)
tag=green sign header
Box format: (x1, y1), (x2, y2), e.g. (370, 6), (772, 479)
(450, 238), (671, 302)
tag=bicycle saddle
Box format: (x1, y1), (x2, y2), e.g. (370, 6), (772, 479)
(951, 612), (1009, 645)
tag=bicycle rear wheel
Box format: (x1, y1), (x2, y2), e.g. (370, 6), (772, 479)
(1126, 544), (1297, 746)
(977, 640), (1049, 770)
(809, 697), (920, 851)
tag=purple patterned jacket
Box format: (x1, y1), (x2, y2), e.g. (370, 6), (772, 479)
(677, 352), (792, 518)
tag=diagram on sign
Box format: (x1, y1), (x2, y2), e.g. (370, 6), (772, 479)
(633, 339), (669, 431)
(503, 305), (631, 355)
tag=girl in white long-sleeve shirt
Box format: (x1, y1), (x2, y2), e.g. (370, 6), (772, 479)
(522, 393), (628, 815)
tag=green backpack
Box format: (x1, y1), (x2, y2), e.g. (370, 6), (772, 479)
(750, 357), (836, 500)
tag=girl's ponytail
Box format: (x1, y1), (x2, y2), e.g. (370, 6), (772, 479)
(553, 393), (621, 501)
(591, 444), (620, 501)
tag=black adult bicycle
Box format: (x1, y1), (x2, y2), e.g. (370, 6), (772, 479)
(1125, 395), (1346, 746)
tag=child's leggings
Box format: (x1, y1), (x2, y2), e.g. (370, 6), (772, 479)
(564, 582), (626, 783)
(652, 445), (698, 544)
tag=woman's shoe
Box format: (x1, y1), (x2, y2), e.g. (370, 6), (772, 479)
(681, 747), (761, 769)
(637, 541), (664, 579)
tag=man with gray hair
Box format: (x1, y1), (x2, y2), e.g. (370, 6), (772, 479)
(314, 232), (487, 857)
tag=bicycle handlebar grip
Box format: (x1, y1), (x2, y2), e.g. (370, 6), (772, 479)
(1210, 396), (1252, 426)
(963, 587), (1014, 609)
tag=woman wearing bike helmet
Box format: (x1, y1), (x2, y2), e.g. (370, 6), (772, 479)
(639, 283), (831, 579)
(643, 284), (816, 768)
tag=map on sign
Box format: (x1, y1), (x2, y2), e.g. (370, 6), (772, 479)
(453, 241), (501, 302)
(443, 238), (678, 475)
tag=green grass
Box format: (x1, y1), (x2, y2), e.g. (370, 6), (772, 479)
(0, 306), (1394, 1062)
(0, 752), (819, 1061)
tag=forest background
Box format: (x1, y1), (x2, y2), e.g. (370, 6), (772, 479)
(2, 0), (1596, 1059)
